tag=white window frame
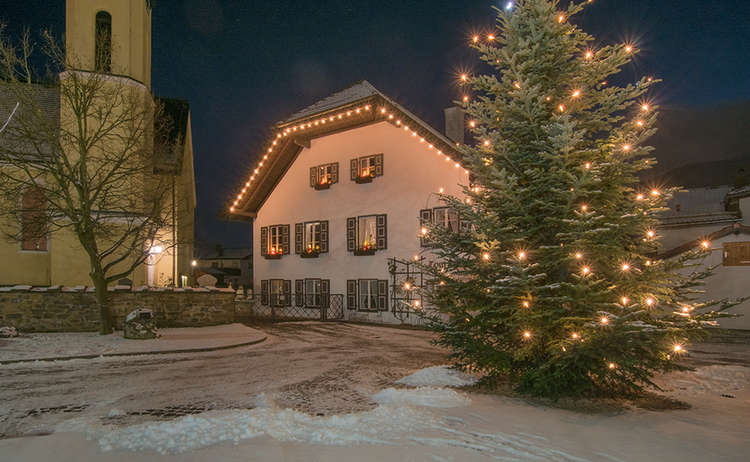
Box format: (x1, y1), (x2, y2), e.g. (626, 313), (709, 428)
(357, 215), (377, 249)
(305, 278), (322, 307)
(268, 225), (283, 254)
(358, 279), (378, 310)
(305, 221), (321, 252)
(359, 155), (377, 177)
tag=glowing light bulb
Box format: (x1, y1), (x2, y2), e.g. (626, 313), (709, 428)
(469, 120), (477, 128)
(636, 193), (644, 200)
(482, 252), (491, 261)
(472, 35), (479, 43)
(585, 50), (593, 59)
(514, 81), (521, 89)
(608, 362), (616, 369)
(558, 104), (566, 112)
(505, 1), (513, 10)
(701, 240), (710, 249)
(487, 34), (495, 41)
(585, 162), (591, 169)
(413, 255), (419, 261)
(420, 227), (428, 236)
(621, 296), (629, 305)
(673, 344), (683, 352)
(483, 140), (491, 147)
(581, 266), (591, 275)
(647, 230), (655, 238)
(462, 95), (469, 102)
(651, 189), (660, 196)
(460, 73), (468, 82)
(572, 89), (581, 98)
(600, 316), (609, 325)
(645, 298), (655, 307)
(623, 144), (631, 152)
(621, 263), (630, 271)
(625, 45), (633, 53)
(641, 103), (650, 112)
(522, 300), (530, 308)
(404, 282), (411, 290)
(636, 120), (644, 127)
(518, 251), (526, 260)
(439, 281), (445, 286)
(575, 252), (583, 260)
(645, 260), (652, 266)
(580, 204), (589, 212)
(558, 14), (565, 23)
(523, 331), (532, 339)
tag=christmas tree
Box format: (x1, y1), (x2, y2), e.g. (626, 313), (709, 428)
(422, 0), (736, 398)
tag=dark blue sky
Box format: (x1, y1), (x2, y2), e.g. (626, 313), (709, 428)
(3, 0), (749, 247)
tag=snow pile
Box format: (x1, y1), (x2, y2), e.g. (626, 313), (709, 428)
(94, 392), (445, 454)
(373, 387), (471, 408)
(667, 365), (750, 395)
(396, 365), (478, 388)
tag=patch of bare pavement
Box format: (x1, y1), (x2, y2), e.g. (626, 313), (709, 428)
(0, 322), (448, 439)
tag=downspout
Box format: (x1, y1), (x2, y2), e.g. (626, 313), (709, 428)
(172, 174), (176, 286)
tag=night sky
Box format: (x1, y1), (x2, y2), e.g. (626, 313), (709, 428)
(3, 0), (749, 248)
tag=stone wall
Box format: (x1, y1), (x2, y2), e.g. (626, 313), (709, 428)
(0, 286), (237, 332)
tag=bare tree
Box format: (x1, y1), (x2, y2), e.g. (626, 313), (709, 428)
(0, 27), (180, 334)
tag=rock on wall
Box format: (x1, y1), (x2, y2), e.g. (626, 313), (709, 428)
(0, 286), (237, 332)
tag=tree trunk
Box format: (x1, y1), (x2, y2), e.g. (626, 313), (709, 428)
(92, 273), (113, 334)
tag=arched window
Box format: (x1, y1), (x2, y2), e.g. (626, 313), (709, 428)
(95, 11), (112, 73)
(21, 187), (47, 251)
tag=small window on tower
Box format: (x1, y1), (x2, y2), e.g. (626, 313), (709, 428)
(95, 11), (112, 73)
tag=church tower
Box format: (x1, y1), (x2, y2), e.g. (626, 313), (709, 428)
(65, 0), (152, 88)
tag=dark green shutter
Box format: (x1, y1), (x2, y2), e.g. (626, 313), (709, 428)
(295, 223), (303, 254)
(377, 280), (388, 311)
(376, 214), (387, 249)
(347, 280), (357, 310)
(420, 209), (433, 247)
(374, 153), (384, 176)
(350, 158), (358, 180)
(321, 279), (330, 309)
(320, 220), (329, 253)
(283, 280), (292, 307)
(310, 167), (317, 188)
(331, 163), (339, 184)
(295, 280), (304, 306)
(281, 224), (290, 254)
(260, 280), (268, 305)
(260, 227), (268, 256)
(346, 217), (356, 251)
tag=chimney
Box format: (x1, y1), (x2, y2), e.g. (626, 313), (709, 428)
(444, 106), (465, 145)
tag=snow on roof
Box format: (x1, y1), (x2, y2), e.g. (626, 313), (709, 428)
(283, 81), (380, 123)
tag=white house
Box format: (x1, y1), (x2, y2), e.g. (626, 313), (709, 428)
(228, 81), (468, 324)
(658, 185), (750, 330)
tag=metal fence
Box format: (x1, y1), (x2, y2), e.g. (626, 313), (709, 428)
(238, 294), (344, 322)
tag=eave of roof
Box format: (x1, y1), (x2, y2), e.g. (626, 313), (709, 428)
(658, 223), (750, 259)
(226, 81), (462, 221)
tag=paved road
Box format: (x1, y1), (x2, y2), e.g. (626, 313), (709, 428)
(0, 322), (448, 438)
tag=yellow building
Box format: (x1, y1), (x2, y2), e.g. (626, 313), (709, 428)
(0, 0), (196, 288)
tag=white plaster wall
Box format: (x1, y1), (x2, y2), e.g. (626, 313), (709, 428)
(680, 234), (750, 330)
(253, 121), (468, 324)
(658, 224), (726, 250)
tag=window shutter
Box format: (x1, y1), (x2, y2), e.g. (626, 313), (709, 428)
(459, 213), (470, 233)
(294, 223), (303, 254)
(310, 167), (317, 188)
(321, 279), (330, 309)
(260, 280), (268, 305)
(350, 158), (358, 180)
(420, 209), (433, 247)
(283, 280), (292, 306)
(346, 217), (356, 251)
(347, 279), (357, 310)
(295, 279), (304, 307)
(320, 220), (329, 253)
(374, 153), (384, 176)
(281, 224), (290, 254)
(377, 280), (388, 311)
(376, 214), (387, 249)
(260, 227), (268, 256)
(331, 163), (339, 184)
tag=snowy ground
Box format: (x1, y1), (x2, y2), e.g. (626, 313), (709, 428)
(0, 323), (264, 362)
(0, 322), (748, 461)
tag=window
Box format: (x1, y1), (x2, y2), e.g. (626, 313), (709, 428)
(419, 207), (461, 247)
(305, 279), (321, 307)
(723, 242), (750, 266)
(21, 187), (47, 251)
(350, 154), (383, 183)
(295, 220), (329, 255)
(261, 279), (291, 307)
(347, 214), (387, 254)
(260, 225), (290, 258)
(347, 279), (388, 311)
(95, 11), (112, 73)
(211, 261), (218, 268)
(310, 163), (339, 189)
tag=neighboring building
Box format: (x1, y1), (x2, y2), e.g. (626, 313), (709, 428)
(228, 81), (468, 324)
(658, 184), (750, 330)
(0, 0), (196, 288)
(195, 246), (252, 288)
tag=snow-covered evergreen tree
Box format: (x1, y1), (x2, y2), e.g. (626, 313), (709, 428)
(422, 0), (736, 397)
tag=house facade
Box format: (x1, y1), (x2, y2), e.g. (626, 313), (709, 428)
(658, 185), (750, 330)
(229, 82), (468, 324)
(195, 246), (252, 289)
(0, 0), (196, 289)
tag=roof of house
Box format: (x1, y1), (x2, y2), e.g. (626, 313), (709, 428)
(0, 83), (60, 158)
(197, 247), (252, 260)
(659, 223), (750, 259)
(660, 186), (741, 227)
(227, 80), (461, 220)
